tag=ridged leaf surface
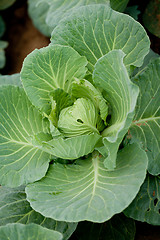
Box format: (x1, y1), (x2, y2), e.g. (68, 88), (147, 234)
(127, 57), (160, 175)
(0, 86), (51, 187)
(0, 223), (62, 240)
(93, 50), (139, 169)
(0, 186), (77, 240)
(26, 144), (148, 223)
(124, 174), (160, 225)
(21, 45), (87, 111)
(51, 4), (150, 72)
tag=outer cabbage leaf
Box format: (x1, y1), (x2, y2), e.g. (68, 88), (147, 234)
(0, 0), (16, 10)
(26, 144), (148, 223)
(28, 0), (129, 37)
(33, 133), (101, 159)
(0, 86), (51, 187)
(127, 57), (160, 175)
(0, 74), (21, 86)
(110, 0), (129, 12)
(0, 186), (77, 240)
(0, 223), (63, 240)
(46, 0), (110, 30)
(58, 98), (99, 137)
(51, 4), (150, 72)
(21, 45), (87, 111)
(74, 214), (135, 240)
(131, 49), (159, 78)
(28, 0), (52, 37)
(93, 50), (139, 169)
(124, 174), (160, 226)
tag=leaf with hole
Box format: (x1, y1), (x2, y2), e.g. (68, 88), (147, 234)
(126, 57), (160, 175)
(58, 98), (99, 137)
(124, 174), (160, 225)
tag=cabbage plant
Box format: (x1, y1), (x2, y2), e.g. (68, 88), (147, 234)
(28, 0), (130, 36)
(0, 0), (16, 10)
(0, 0), (17, 71)
(0, 16), (8, 70)
(0, 3), (160, 240)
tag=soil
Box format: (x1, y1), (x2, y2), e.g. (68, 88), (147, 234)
(1, 0), (160, 239)
(1, 0), (49, 74)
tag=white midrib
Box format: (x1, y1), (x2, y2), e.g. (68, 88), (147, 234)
(92, 155), (99, 196)
(131, 116), (160, 126)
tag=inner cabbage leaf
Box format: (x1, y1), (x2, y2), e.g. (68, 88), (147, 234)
(72, 79), (108, 125)
(49, 88), (74, 127)
(58, 98), (100, 137)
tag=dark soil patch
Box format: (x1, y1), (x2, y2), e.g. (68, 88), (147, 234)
(1, 0), (49, 74)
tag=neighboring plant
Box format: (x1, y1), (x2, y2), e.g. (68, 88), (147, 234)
(28, 0), (129, 37)
(143, 0), (160, 38)
(1, 2), (160, 239)
(0, 0), (16, 71)
(125, 5), (140, 20)
(0, 0), (16, 10)
(0, 16), (8, 70)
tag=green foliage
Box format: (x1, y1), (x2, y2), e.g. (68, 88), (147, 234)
(110, 0), (129, 12)
(26, 144), (147, 223)
(93, 50), (139, 169)
(28, 0), (52, 36)
(124, 174), (160, 225)
(0, 0), (16, 10)
(0, 16), (5, 38)
(0, 41), (8, 69)
(125, 5), (140, 20)
(0, 223), (63, 240)
(51, 4), (150, 72)
(58, 98), (99, 137)
(72, 79), (108, 126)
(0, 186), (77, 240)
(0, 16), (8, 71)
(75, 214), (135, 240)
(0, 2), (158, 239)
(0, 86), (51, 187)
(0, 74), (21, 86)
(143, 0), (160, 38)
(127, 57), (160, 175)
(21, 45), (87, 111)
(28, 0), (130, 37)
